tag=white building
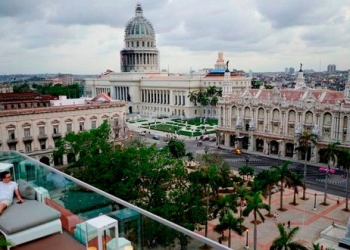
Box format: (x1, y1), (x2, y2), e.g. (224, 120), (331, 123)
(83, 4), (251, 119)
(0, 93), (128, 166)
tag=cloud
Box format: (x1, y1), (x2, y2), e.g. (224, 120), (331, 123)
(0, 0), (349, 74)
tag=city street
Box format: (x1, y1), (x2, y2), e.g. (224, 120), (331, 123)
(132, 130), (348, 199)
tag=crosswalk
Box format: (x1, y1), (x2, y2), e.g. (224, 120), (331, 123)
(224, 156), (346, 187)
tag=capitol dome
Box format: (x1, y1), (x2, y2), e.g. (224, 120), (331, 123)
(124, 4), (156, 42)
(120, 4), (159, 73)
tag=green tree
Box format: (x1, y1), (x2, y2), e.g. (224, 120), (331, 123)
(270, 223), (308, 250)
(297, 131), (318, 200)
(188, 165), (222, 240)
(270, 161), (293, 211)
(322, 141), (340, 204)
(285, 172), (304, 206)
(221, 212), (242, 248)
(53, 121), (113, 170)
(13, 83), (31, 93)
(253, 169), (279, 216)
(238, 165), (255, 182)
(166, 137), (186, 158)
(187, 91), (198, 106)
(243, 191), (270, 250)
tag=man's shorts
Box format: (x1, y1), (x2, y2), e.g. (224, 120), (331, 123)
(0, 199), (12, 207)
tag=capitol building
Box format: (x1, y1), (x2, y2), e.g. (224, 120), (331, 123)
(83, 4), (251, 119)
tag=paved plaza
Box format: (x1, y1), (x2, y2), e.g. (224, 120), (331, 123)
(196, 187), (349, 250)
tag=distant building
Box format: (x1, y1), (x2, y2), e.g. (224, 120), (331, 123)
(58, 74), (74, 86)
(289, 67), (295, 75)
(285, 68), (288, 74)
(0, 84), (13, 93)
(327, 64), (336, 74)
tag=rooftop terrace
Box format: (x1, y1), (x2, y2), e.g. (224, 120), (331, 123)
(0, 151), (228, 250)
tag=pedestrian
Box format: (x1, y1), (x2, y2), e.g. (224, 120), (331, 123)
(273, 212), (278, 222)
(287, 220), (290, 229)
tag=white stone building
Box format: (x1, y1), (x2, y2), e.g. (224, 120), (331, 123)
(83, 4), (251, 119)
(0, 94), (127, 166)
(217, 68), (350, 163)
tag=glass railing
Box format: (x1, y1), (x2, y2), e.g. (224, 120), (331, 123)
(0, 151), (230, 250)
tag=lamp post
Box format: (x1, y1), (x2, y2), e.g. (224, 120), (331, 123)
(323, 168), (330, 205)
(245, 229), (249, 249)
(313, 193), (317, 210)
(245, 156), (249, 168)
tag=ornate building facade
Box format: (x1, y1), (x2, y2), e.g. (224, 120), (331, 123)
(216, 69), (350, 163)
(0, 93), (128, 166)
(83, 4), (251, 119)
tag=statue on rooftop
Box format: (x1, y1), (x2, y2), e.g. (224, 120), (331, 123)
(226, 60), (230, 71)
(300, 63), (303, 71)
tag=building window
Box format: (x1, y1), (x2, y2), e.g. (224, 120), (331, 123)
(24, 128), (31, 138)
(79, 122), (84, 131)
(66, 123), (72, 132)
(91, 121), (96, 129)
(53, 125), (59, 134)
(25, 143), (31, 153)
(40, 140), (46, 150)
(9, 144), (16, 151)
(39, 127), (45, 135)
(8, 130), (15, 140)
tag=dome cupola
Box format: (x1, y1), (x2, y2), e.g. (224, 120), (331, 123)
(120, 4), (159, 73)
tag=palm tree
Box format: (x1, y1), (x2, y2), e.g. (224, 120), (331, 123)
(297, 131), (318, 200)
(270, 223), (308, 250)
(270, 161), (293, 211)
(189, 165), (222, 240)
(212, 193), (238, 219)
(187, 91), (198, 106)
(213, 222), (228, 243)
(238, 165), (255, 182)
(242, 191), (270, 250)
(221, 212), (242, 248)
(253, 169), (279, 217)
(322, 141), (340, 205)
(235, 186), (252, 231)
(285, 172), (304, 205)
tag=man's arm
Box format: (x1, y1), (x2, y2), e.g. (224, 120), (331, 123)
(14, 188), (24, 203)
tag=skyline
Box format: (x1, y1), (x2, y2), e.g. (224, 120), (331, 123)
(0, 0), (349, 75)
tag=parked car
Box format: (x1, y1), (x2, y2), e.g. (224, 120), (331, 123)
(152, 135), (160, 140)
(233, 148), (242, 155)
(318, 167), (335, 174)
(139, 131), (146, 136)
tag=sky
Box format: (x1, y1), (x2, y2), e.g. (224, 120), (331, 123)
(0, 0), (350, 75)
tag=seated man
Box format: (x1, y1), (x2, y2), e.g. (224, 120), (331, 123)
(0, 171), (24, 215)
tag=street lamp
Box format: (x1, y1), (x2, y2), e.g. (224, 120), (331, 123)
(245, 229), (249, 249)
(313, 193), (317, 211)
(245, 156), (250, 168)
(323, 168), (331, 205)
